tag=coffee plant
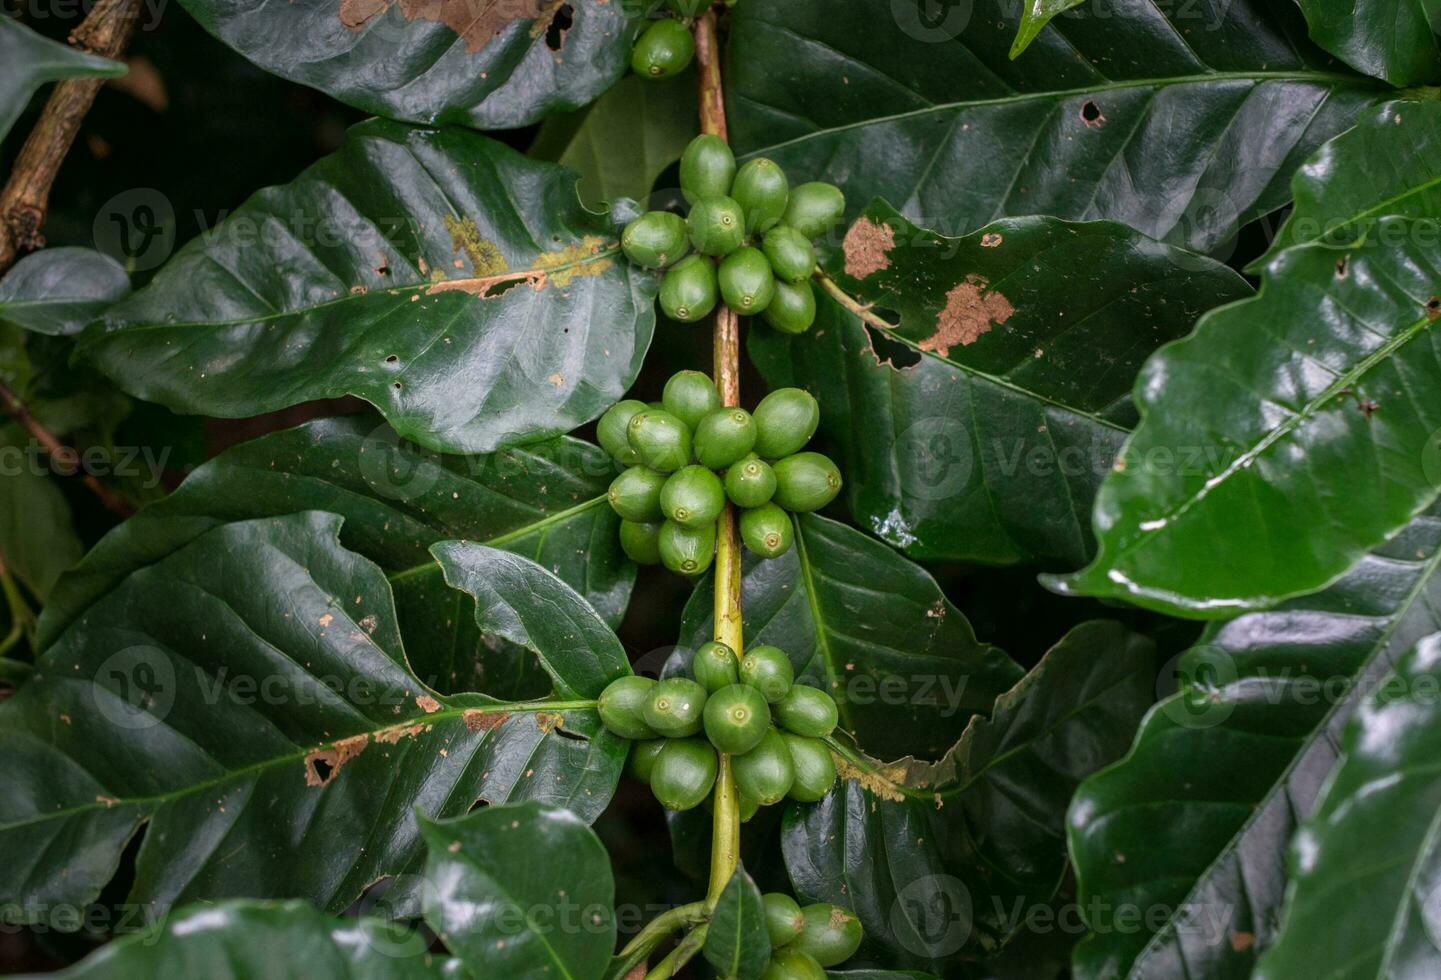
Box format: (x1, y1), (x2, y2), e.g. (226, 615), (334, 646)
(1, 0), (1441, 977)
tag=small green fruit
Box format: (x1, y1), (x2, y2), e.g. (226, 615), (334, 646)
(703, 683), (771, 755)
(627, 410), (692, 473)
(632, 19), (695, 80)
(651, 737), (718, 811)
(774, 684), (838, 738)
(752, 388), (820, 459)
(730, 158), (788, 235)
(719, 247), (776, 314)
(724, 454), (777, 508)
(738, 792), (761, 822)
(680, 134), (736, 204)
(782, 733), (837, 802)
(691, 640), (740, 692)
(659, 520), (716, 575)
(740, 645), (794, 703)
(608, 466), (667, 522)
(627, 738), (666, 783)
(619, 520), (663, 565)
(643, 676), (708, 738)
(762, 225), (816, 283)
(659, 255), (718, 322)
(740, 502), (794, 559)
(694, 407), (757, 469)
(621, 211), (689, 269)
(732, 726), (794, 805)
(688, 196), (746, 256)
(783, 182), (846, 238)
(662, 370), (721, 430)
(597, 399), (648, 466)
(762, 949), (827, 980)
(661, 465), (726, 528)
(761, 280), (816, 334)
(762, 892), (805, 948)
(598, 676), (658, 739)
(772, 452), (843, 512)
(794, 903), (863, 967)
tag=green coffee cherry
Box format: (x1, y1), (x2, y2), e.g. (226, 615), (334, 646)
(619, 520), (663, 565)
(627, 410), (691, 472)
(692, 640), (740, 691)
(740, 645), (794, 703)
(794, 904), (863, 967)
(762, 225), (816, 283)
(598, 676), (658, 740)
(643, 676), (708, 738)
(761, 949), (827, 980)
(738, 792), (761, 822)
(662, 370), (721, 430)
(608, 466), (667, 522)
(680, 134), (736, 204)
(659, 255), (718, 323)
(632, 19), (695, 80)
(688, 196), (746, 256)
(731, 158), (788, 235)
(621, 211), (689, 269)
(703, 683), (771, 755)
(718, 247), (776, 314)
(661, 465), (726, 528)
(724, 454), (777, 508)
(694, 407), (757, 469)
(774, 684), (838, 738)
(772, 452), (842, 512)
(740, 502), (794, 559)
(761, 280), (817, 334)
(782, 733), (836, 802)
(651, 737), (718, 811)
(598, 399), (647, 466)
(752, 388), (820, 459)
(783, 182), (846, 238)
(659, 520), (716, 575)
(732, 726), (794, 805)
(763, 892), (805, 948)
(627, 738), (666, 782)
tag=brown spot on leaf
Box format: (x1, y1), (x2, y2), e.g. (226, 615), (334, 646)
(535, 711), (565, 733)
(304, 734), (368, 787)
(980, 232), (1003, 248)
(444, 215), (508, 277)
(374, 722), (426, 745)
(1230, 932), (1254, 953)
(1080, 100), (1105, 127)
(922, 274), (1014, 356)
(416, 695), (441, 713)
(428, 235), (611, 297)
(1427, 296), (1440, 321)
(464, 708), (509, 731)
(341, 0), (548, 55)
(842, 217), (894, 280)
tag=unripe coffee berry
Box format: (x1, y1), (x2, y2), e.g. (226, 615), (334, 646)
(724, 454), (776, 508)
(660, 465), (726, 528)
(762, 225), (816, 283)
(619, 520), (663, 565)
(622, 211), (689, 269)
(662, 370), (721, 430)
(598, 675), (658, 739)
(627, 410), (691, 472)
(774, 684), (838, 738)
(731, 158), (788, 235)
(659, 520), (716, 575)
(732, 726), (794, 805)
(680, 134), (736, 204)
(703, 683), (771, 755)
(740, 645), (794, 703)
(752, 388), (820, 460)
(688, 196), (746, 256)
(651, 737), (718, 811)
(740, 502), (793, 559)
(719, 247), (776, 314)
(608, 466), (666, 522)
(691, 640), (740, 692)
(597, 399), (648, 466)
(781, 732), (837, 802)
(694, 407), (757, 469)
(632, 19), (695, 80)
(659, 255), (718, 322)
(783, 182), (846, 238)
(772, 452), (842, 512)
(761, 280), (817, 334)
(643, 676), (708, 738)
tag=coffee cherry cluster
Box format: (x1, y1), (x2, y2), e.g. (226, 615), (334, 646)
(759, 895), (864, 979)
(630, 1), (709, 81)
(598, 641), (842, 816)
(598, 371), (841, 574)
(620, 134), (844, 334)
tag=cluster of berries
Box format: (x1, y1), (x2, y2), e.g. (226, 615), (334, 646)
(598, 641), (840, 816)
(629, 1), (711, 81)
(598, 371), (841, 574)
(621, 134), (844, 333)
(758, 894), (864, 979)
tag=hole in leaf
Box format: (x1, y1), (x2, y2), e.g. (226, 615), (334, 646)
(864, 325), (921, 369)
(385, 354), (399, 365)
(468, 797), (491, 813)
(309, 756), (334, 784)
(1428, 296), (1440, 321)
(545, 4), (573, 51)
(1335, 256), (1348, 278)
(487, 278), (526, 299)
(1080, 100), (1104, 126)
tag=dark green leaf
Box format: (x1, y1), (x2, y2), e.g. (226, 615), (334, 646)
(0, 512), (624, 923)
(1068, 507), (1441, 980)
(81, 119), (656, 455)
(1296, 0), (1441, 86)
(827, 973), (941, 980)
(784, 621), (1153, 969)
(422, 802), (615, 980)
(705, 866), (770, 980)
(0, 248), (130, 336)
(0, 423), (81, 600)
(1050, 216), (1441, 617)
(1009, 0), (1084, 59)
(680, 513), (1023, 761)
(176, 0), (632, 130)
(726, 0), (1383, 252)
(0, 17), (124, 147)
(38, 414), (632, 696)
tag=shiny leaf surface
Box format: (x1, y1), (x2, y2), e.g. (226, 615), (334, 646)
(0, 248), (130, 336)
(0, 17), (123, 146)
(1296, 0), (1441, 86)
(704, 866), (770, 980)
(1009, 0), (1084, 59)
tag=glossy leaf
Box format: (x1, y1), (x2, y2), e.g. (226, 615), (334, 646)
(0, 423), (82, 601)
(0, 248), (130, 336)
(1010, 0), (1083, 59)
(422, 802), (615, 980)
(752, 204), (1250, 566)
(679, 513), (1023, 761)
(81, 119), (656, 455)
(0, 17), (124, 146)
(1051, 216), (1441, 616)
(0, 512), (624, 923)
(1296, 0), (1441, 86)
(176, 0), (632, 130)
(704, 866), (770, 980)
(726, 0), (1384, 252)
(1254, 634), (1441, 979)
(1068, 508), (1441, 979)
(37, 414), (632, 696)
(783, 621), (1153, 969)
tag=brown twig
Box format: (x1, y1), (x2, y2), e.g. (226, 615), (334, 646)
(0, 378), (132, 516)
(0, 0), (145, 273)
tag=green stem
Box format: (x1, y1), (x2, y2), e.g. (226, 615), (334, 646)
(642, 924), (709, 980)
(0, 560), (35, 656)
(608, 901), (709, 980)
